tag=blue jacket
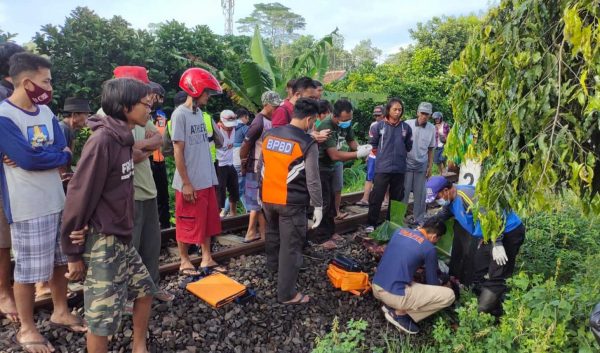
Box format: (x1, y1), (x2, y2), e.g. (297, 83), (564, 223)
(373, 227), (440, 296)
(369, 119), (413, 173)
(430, 185), (522, 239)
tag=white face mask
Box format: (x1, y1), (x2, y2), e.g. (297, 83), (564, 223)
(436, 198), (450, 207)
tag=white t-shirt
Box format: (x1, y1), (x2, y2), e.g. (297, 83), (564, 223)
(0, 101), (66, 222)
(216, 126), (235, 167)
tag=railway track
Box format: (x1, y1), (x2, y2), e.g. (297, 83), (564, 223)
(32, 174), (458, 310)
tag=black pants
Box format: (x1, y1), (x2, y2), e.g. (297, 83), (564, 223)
(367, 172), (405, 227)
(151, 161), (171, 229)
(215, 164), (239, 209)
(263, 203), (307, 302)
(315, 170), (336, 240)
(448, 224), (479, 286)
(472, 224), (526, 313)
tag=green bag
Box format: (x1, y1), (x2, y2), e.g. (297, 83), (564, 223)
(369, 201), (407, 243)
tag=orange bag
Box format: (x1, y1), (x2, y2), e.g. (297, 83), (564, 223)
(186, 273), (247, 308)
(327, 263), (371, 296)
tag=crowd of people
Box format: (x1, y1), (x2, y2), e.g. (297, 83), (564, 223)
(0, 41), (525, 352)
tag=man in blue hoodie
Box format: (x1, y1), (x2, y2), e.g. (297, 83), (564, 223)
(373, 220), (455, 334)
(425, 176), (526, 315)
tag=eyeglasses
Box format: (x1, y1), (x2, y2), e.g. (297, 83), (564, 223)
(139, 101), (152, 109)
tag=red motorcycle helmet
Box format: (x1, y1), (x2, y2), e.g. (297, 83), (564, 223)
(179, 68), (222, 98)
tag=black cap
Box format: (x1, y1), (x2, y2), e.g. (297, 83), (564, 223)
(63, 97), (91, 113)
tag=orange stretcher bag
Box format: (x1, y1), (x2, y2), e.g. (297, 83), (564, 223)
(327, 263), (371, 296)
(186, 273), (247, 308)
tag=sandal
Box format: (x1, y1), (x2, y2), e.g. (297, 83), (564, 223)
(49, 316), (87, 333)
(154, 289), (175, 302)
(335, 212), (349, 220)
(12, 333), (54, 353)
(200, 264), (228, 275)
(0, 308), (19, 323)
(179, 267), (202, 277)
(242, 237), (261, 244)
(355, 200), (369, 207)
(283, 293), (310, 305)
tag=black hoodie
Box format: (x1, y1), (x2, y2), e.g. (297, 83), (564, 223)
(61, 114), (135, 262)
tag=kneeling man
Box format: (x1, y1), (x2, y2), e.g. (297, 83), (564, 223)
(372, 220), (455, 334)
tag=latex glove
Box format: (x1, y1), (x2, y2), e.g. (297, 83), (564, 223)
(312, 207), (323, 229)
(356, 144), (373, 159)
(492, 243), (508, 266)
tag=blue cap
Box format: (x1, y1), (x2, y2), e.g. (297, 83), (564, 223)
(426, 176), (449, 203)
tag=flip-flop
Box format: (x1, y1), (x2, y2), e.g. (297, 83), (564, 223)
(335, 212), (349, 220)
(12, 334), (53, 353)
(283, 293), (310, 305)
(242, 237), (261, 244)
(179, 267), (202, 277)
(355, 200), (369, 207)
(49, 317), (87, 333)
(200, 264), (228, 275)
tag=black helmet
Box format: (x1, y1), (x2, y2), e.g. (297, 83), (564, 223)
(148, 81), (166, 97)
(432, 112), (443, 120)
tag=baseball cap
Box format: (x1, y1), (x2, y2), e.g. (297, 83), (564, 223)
(417, 102), (433, 115)
(373, 105), (384, 116)
(425, 176), (450, 203)
(113, 66), (149, 84)
(261, 90), (283, 106)
(220, 109), (237, 127)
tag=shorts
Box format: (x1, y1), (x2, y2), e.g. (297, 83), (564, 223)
(216, 164), (240, 208)
(366, 157), (376, 182)
(244, 172), (261, 212)
(434, 147), (447, 164)
(332, 162), (344, 193)
(0, 192), (10, 249)
(175, 187), (222, 244)
(83, 232), (156, 336)
(10, 212), (67, 283)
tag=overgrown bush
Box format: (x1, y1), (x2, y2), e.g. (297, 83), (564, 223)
(312, 317), (372, 353)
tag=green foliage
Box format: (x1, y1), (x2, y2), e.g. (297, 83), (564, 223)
(369, 201), (407, 243)
(342, 159), (366, 193)
(428, 200), (600, 353)
(447, 0), (600, 240)
(312, 317), (369, 353)
(0, 28), (17, 43)
(33, 7), (247, 114)
(219, 26), (335, 111)
(71, 127), (91, 165)
(236, 2), (306, 46)
(350, 39), (383, 68)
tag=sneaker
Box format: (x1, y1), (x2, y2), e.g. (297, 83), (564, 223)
(365, 226), (375, 233)
(155, 289), (175, 302)
(384, 311), (420, 334)
(381, 305), (394, 316)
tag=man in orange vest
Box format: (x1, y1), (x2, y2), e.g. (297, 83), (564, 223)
(260, 98), (323, 305)
(149, 82), (171, 229)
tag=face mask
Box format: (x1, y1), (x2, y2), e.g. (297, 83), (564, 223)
(338, 120), (352, 129)
(25, 80), (52, 105)
(436, 198), (450, 207)
(314, 119), (322, 129)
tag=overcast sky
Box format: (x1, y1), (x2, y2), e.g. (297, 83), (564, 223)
(1, 0), (494, 58)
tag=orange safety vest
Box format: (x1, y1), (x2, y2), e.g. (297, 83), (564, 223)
(152, 115), (167, 162)
(260, 125), (315, 206)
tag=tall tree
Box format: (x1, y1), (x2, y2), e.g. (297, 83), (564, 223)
(237, 2), (306, 46)
(350, 39), (383, 68)
(409, 15), (481, 67)
(0, 29), (17, 43)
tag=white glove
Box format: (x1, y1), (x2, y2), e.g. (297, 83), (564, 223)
(492, 243), (508, 266)
(311, 207), (323, 229)
(356, 144), (373, 159)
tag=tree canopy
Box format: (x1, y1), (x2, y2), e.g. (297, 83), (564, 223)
(446, 0), (600, 240)
(237, 2), (306, 46)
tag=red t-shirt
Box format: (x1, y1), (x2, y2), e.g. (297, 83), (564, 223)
(271, 99), (294, 128)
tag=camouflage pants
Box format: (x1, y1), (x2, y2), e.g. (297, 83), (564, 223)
(83, 232), (156, 336)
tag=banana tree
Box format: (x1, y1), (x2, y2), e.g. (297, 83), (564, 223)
(218, 26), (336, 111)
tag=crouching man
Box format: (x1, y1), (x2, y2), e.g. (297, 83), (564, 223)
(61, 78), (157, 353)
(372, 220), (455, 335)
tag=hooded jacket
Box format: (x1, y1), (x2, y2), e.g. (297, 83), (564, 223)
(61, 114), (135, 262)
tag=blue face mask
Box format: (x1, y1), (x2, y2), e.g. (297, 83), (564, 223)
(436, 198), (450, 207)
(338, 120), (352, 129)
